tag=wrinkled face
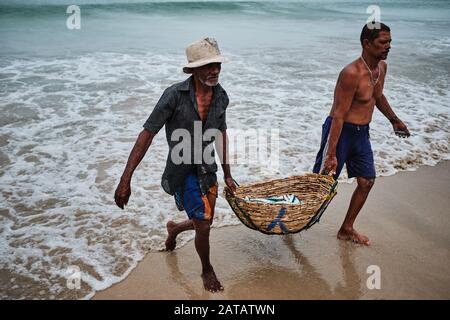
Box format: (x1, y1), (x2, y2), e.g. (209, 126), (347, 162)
(192, 63), (221, 86)
(365, 31), (392, 60)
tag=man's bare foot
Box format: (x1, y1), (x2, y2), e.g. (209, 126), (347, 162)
(337, 227), (370, 246)
(165, 221), (177, 251)
(201, 268), (224, 293)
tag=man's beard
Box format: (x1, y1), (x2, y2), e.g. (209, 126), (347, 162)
(379, 51), (389, 60)
(200, 76), (219, 87)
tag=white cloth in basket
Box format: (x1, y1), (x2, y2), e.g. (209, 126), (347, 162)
(243, 194), (303, 205)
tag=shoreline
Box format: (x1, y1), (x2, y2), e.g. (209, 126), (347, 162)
(94, 161), (450, 300)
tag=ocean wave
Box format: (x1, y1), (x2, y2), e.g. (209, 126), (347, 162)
(0, 1), (372, 20)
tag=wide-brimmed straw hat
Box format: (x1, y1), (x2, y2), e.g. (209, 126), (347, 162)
(183, 37), (227, 74)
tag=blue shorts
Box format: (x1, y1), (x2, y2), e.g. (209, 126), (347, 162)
(313, 116), (376, 179)
(174, 172), (218, 221)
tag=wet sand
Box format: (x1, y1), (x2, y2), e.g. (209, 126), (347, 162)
(94, 161), (450, 300)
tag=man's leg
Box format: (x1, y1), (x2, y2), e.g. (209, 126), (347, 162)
(165, 187), (217, 251)
(165, 219), (194, 251)
(192, 216), (223, 293)
(165, 181), (223, 292)
(193, 185), (222, 292)
(337, 177), (375, 245)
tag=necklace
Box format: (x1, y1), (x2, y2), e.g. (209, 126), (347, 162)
(360, 56), (380, 86)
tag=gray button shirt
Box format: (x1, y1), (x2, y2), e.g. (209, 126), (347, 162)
(143, 76), (229, 195)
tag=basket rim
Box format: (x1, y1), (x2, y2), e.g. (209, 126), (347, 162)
(226, 173), (336, 201)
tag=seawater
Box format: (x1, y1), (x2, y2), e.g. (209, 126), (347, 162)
(0, 0), (449, 299)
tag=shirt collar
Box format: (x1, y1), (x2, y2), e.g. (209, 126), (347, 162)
(177, 76), (192, 92)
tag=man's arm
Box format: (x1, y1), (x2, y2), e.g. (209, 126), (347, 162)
(323, 67), (359, 175)
(115, 87), (176, 209)
(375, 93), (398, 121)
(114, 129), (155, 209)
(216, 129), (237, 193)
(375, 63), (410, 137)
(375, 94), (410, 137)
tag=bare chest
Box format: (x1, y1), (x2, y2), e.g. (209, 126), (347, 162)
(354, 70), (384, 104)
(196, 94), (213, 122)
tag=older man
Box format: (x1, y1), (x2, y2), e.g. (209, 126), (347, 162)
(114, 38), (236, 292)
(313, 23), (410, 245)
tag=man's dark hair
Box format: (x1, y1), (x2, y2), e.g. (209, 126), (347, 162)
(360, 22), (390, 46)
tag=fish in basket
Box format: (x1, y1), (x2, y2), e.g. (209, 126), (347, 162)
(224, 173), (338, 235)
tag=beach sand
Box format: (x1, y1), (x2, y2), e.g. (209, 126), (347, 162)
(94, 161), (450, 300)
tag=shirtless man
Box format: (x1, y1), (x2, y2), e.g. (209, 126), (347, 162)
(313, 23), (410, 245)
(114, 38), (236, 292)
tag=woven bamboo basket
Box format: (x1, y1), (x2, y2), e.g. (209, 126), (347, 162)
(224, 173), (338, 235)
